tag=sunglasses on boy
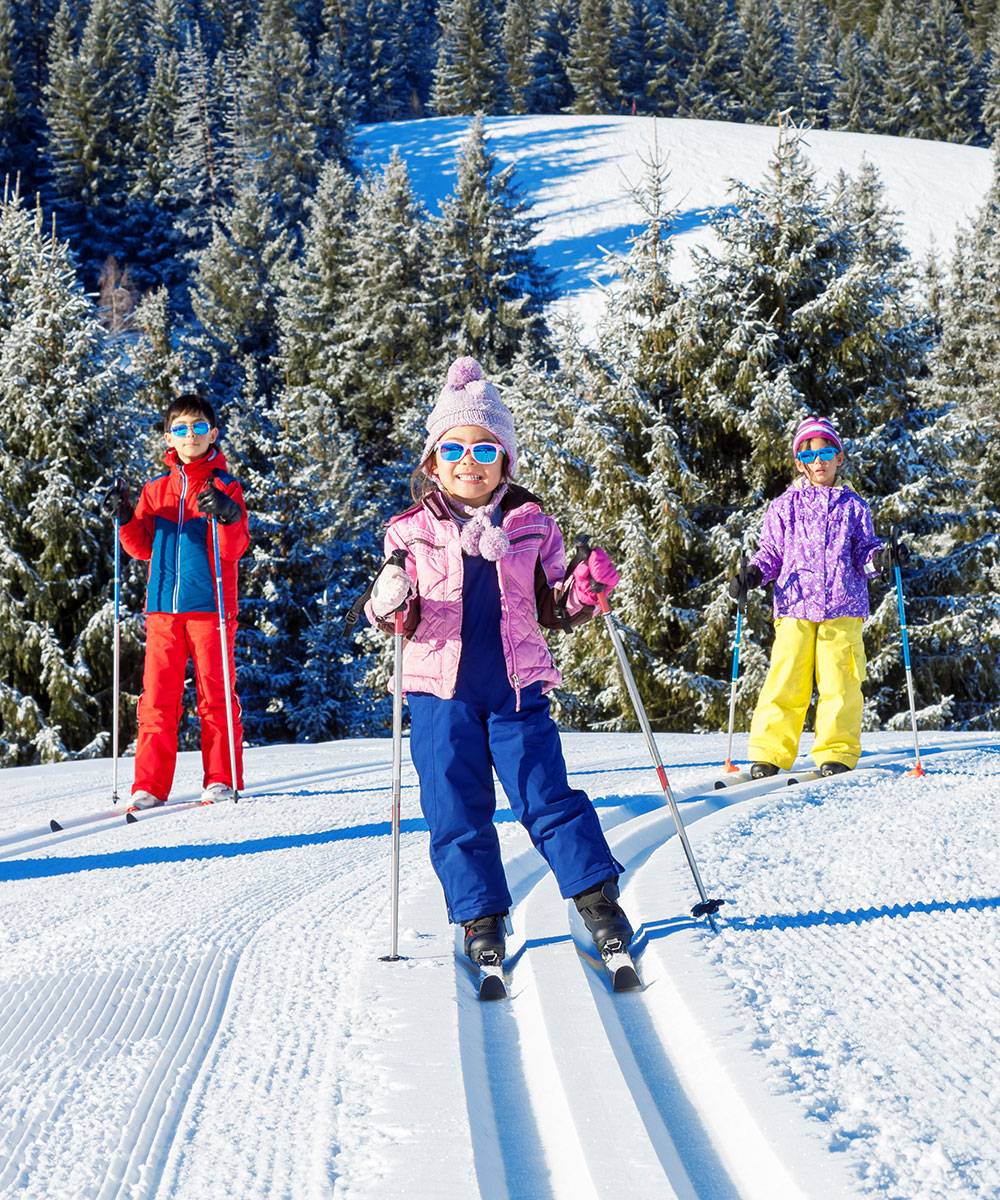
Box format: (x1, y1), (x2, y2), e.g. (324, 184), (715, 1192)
(169, 421), (212, 437)
(436, 440), (505, 464)
(797, 447), (839, 463)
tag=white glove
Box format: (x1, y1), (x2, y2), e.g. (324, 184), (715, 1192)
(371, 564), (412, 619)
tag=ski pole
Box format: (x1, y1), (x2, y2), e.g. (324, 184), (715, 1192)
(111, 511), (122, 805)
(377, 548), (409, 963)
(573, 539), (724, 926)
(210, 515), (240, 802)
(889, 525), (925, 777)
(722, 551), (749, 774)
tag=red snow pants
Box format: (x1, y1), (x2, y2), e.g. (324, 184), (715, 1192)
(133, 612), (244, 801)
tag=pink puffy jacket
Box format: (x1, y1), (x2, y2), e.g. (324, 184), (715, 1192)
(365, 485), (592, 705)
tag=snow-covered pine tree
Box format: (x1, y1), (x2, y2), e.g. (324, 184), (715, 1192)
(237, 0), (322, 234)
(828, 27), (882, 131)
(666, 0), (741, 120)
(734, 0), (792, 123)
(277, 159), (359, 475)
(41, 0), (145, 260)
(783, 0), (831, 126)
(431, 0), (508, 115)
(897, 0), (982, 144)
(524, 0), (575, 113)
(0, 0), (21, 165)
(184, 172), (296, 416)
(166, 24), (228, 266)
(0, 187), (137, 764)
(565, 0), (620, 113)
(429, 114), (556, 371)
(331, 150), (437, 465)
(503, 0), (536, 114)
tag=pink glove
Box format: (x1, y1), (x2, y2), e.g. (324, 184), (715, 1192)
(573, 547), (620, 606)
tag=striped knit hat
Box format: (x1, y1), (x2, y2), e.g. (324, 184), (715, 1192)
(792, 416), (842, 456)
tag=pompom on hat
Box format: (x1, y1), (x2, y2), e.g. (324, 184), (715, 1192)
(792, 416), (843, 456)
(421, 356), (517, 477)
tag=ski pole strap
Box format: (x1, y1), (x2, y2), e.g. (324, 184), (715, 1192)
(735, 551), (750, 614)
(345, 548), (408, 631)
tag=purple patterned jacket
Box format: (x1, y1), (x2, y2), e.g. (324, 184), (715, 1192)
(750, 483), (883, 622)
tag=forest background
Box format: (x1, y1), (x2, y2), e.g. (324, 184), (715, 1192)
(1, 0), (999, 766)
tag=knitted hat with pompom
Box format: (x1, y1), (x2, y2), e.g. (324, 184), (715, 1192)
(792, 416), (843, 456)
(421, 357), (517, 477)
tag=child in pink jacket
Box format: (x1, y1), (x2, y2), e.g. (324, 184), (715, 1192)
(366, 357), (633, 967)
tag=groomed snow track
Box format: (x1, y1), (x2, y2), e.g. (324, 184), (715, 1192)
(415, 740), (991, 1200)
(0, 737), (992, 1198)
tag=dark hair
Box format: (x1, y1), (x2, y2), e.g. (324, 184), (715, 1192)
(163, 393), (217, 433)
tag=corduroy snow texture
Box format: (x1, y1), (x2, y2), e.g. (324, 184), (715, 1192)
(793, 416), (843, 456)
(421, 357), (518, 477)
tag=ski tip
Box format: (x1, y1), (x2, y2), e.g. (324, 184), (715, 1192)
(713, 779), (727, 790)
(478, 974), (508, 1001)
(49, 819), (63, 832)
(125, 811), (138, 824)
(611, 964), (641, 992)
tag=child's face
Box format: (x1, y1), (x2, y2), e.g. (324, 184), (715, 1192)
(433, 424), (505, 508)
(164, 412), (218, 464)
(795, 436), (843, 487)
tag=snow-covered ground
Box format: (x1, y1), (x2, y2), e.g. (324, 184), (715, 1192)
(357, 115), (993, 339)
(2, 730), (999, 1199)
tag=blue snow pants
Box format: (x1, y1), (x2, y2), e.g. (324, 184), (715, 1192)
(407, 554), (622, 925)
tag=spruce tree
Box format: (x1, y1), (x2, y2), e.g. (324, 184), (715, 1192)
(734, 0), (792, 123)
(332, 151), (436, 463)
(667, 0), (741, 120)
(503, 0), (536, 114)
(524, 0), (575, 113)
(41, 0), (145, 257)
(431, 0), (508, 115)
(565, 0), (620, 112)
(429, 115), (556, 372)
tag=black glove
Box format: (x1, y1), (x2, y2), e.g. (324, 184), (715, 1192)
(101, 478), (133, 524)
(872, 543), (910, 576)
(197, 483), (242, 525)
(728, 562), (762, 601)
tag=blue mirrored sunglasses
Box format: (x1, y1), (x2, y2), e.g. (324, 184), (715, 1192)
(797, 447), (838, 463)
(170, 420), (211, 437)
(436, 440), (505, 464)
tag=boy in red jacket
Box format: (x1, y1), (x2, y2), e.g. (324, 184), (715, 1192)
(102, 395), (250, 808)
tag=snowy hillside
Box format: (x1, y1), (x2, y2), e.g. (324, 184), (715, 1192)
(2, 731), (999, 1199)
(357, 115), (993, 338)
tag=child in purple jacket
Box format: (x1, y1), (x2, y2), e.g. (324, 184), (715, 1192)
(731, 417), (885, 779)
(365, 356), (633, 969)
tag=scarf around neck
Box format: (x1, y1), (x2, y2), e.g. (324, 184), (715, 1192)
(444, 481), (511, 561)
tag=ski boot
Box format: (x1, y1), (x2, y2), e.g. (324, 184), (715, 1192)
(573, 879), (634, 956)
(462, 913), (507, 964)
(820, 761), (851, 777)
(750, 761), (779, 779)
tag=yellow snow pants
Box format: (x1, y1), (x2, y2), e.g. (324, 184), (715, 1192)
(747, 616), (866, 771)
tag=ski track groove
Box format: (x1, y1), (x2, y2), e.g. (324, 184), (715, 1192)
(457, 740), (987, 1200)
(0, 778), (392, 1200)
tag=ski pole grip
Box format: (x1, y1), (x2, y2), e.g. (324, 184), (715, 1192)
(572, 535), (610, 611)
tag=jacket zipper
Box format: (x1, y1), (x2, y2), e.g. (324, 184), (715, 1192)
(172, 468), (187, 613)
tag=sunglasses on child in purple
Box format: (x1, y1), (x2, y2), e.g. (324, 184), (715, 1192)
(436, 440), (505, 464)
(169, 421), (212, 437)
(797, 447), (838, 463)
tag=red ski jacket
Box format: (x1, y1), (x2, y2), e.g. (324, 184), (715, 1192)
(120, 445), (250, 615)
